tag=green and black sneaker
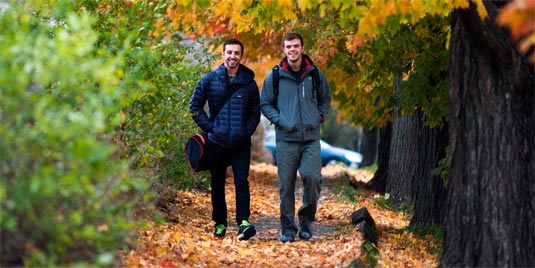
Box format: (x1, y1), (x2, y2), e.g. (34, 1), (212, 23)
(213, 224), (226, 238)
(237, 220), (256, 241)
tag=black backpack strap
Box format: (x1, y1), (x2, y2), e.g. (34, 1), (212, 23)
(310, 68), (320, 100)
(272, 65), (320, 106)
(272, 65), (280, 110)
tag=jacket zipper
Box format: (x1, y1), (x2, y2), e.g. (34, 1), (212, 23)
(298, 81), (304, 142)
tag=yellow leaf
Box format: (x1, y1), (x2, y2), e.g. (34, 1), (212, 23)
(451, 0), (470, 9)
(473, 0), (488, 19)
(155, 246), (167, 257)
(278, 0), (293, 8)
(519, 32), (535, 53)
(398, 0), (411, 14)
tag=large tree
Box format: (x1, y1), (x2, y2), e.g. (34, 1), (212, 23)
(385, 112), (419, 205)
(441, 2), (534, 266)
(410, 111), (449, 226)
(359, 127), (378, 167)
(364, 17), (450, 212)
(367, 123), (391, 193)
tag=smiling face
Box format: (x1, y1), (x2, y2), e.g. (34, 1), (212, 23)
(283, 38), (304, 64)
(223, 44), (242, 71)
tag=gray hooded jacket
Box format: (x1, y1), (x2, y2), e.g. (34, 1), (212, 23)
(260, 55), (331, 142)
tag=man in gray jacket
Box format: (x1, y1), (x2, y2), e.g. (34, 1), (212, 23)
(260, 33), (331, 243)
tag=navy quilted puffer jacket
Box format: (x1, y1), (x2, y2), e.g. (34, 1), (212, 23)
(189, 63), (260, 149)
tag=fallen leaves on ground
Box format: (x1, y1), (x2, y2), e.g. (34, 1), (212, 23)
(120, 163), (441, 267)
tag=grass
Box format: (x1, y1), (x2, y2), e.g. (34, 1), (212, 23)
(358, 164), (378, 173)
(330, 177), (362, 203)
(404, 224), (444, 255)
(373, 196), (413, 213)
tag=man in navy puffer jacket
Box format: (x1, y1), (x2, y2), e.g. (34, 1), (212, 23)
(189, 39), (260, 240)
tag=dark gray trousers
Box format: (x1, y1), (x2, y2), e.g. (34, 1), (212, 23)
(276, 140), (323, 234)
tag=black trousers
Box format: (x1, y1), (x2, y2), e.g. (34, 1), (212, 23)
(207, 141), (251, 227)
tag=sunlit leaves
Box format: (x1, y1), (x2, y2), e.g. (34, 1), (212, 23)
(472, 0), (489, 18)
(497, 0), (535, 62)
(498, 0), (535, 40)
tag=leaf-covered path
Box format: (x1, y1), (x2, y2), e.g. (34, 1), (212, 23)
(120, 163), (441, 267)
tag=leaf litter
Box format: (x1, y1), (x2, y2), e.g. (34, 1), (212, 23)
(120, 163), (441, 267)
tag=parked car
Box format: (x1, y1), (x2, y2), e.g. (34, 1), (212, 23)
(264, 131), (362, 168)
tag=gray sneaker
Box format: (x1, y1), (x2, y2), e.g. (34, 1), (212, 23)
(280, 232), (295, 243)
(298, 225), (312, 240)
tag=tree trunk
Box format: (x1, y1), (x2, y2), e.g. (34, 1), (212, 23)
(441, 2), (534, 267)
(385, 111), (419, 205)
(359, 127), (378, 167)
(366, 123), (391, 193)
(410, 110), (449, 227)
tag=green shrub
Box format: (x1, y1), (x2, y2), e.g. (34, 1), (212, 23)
(81, 0), (216, 189)
(0, 3), (148, 266)
(1, 0), (223, 265)
(119, 39), (215, 188)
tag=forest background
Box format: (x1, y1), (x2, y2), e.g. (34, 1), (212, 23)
(1, 0), (533, 267)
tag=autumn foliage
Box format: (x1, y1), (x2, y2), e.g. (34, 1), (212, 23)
(146, 0), (533, 130)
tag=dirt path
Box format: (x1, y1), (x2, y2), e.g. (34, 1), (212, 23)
(249, 164), (346, 241)
(120, 163), (440, 267)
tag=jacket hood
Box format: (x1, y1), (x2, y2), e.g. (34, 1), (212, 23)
(280, 54), (315, 76)
(215, 63), (256, 86)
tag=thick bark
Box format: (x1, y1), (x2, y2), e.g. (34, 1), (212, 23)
(366, 123), (391, 193)
(360, 127), (378, 167)
(441, 2), (534, 267)
(385, 111), (419, 205)
(410, 111), (449, 227)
